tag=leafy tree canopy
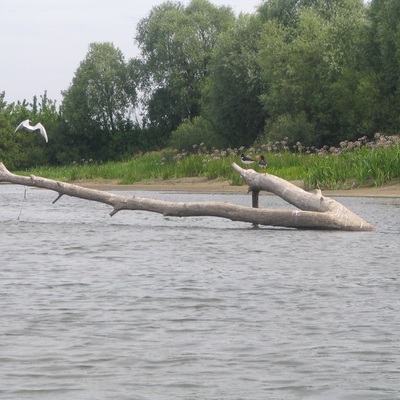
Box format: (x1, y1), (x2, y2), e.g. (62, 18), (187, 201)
(258, 0), (370, 146)
(62, 42), (137, 135)
(135, 0), (235, 138)
(203, 14), (266, 147)
(60, 42), (139, 161)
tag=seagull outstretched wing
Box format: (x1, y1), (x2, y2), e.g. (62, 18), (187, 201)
(14, 119), (48, 143)
(14, 119), (30, 134)
(34, 123), (48, 143)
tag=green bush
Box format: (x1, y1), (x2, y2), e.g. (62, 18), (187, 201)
(169, 116), (227, 152)
(265, 112), (318, 148)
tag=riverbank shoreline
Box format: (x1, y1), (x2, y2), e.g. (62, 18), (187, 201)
(68, 177), (400, 198)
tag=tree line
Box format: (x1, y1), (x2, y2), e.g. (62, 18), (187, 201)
(1, 0), (400, 169)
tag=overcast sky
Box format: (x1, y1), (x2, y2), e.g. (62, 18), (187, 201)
(1, 0), (262, 106)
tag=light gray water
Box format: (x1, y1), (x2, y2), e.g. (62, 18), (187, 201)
(1, 183), (399, 399)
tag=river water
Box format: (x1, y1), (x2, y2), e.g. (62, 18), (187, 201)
(0, 183), (399, 399)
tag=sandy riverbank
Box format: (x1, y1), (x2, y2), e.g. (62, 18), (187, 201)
(69, 177), (400, 198)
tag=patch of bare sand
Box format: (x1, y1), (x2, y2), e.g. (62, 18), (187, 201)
(70, 177), (243, 193)
(69, 177), (400, 198)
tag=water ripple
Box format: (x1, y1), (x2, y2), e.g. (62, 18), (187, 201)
(1, 185), (400, 399)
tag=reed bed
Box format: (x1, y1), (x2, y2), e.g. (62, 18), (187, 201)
(18, 133), (400, 189)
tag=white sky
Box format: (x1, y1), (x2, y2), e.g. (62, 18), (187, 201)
(0, 0), (262, 106)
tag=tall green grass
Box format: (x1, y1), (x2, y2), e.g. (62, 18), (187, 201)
(20, 151), (308, 186)
(305, 145), (400, 189)
(17, 138), (400, 189)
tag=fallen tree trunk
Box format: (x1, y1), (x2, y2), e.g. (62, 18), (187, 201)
(0, 162), (373, 231)
(231, 163), (373, 230)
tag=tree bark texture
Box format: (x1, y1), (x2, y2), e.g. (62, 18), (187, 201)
(0, 162), (373, 231)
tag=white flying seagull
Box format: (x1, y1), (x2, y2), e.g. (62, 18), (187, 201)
(14, 119), (48, 143)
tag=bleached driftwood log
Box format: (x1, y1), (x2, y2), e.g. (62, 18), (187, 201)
(231, 163), (373, 230)
(0, 162), (373, 231)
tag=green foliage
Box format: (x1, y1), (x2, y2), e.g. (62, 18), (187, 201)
(327, 69), (379, 142)
(61, 42), (138, 162)
(263, 112), (318, 147)
(259, 0), (365, 24)
(6, 0), (400, 174)
(366, 0), (400, 131)
(63, 42), (137, 134)
(0, 91), (62, 169)
(169, 116), (227, 151)
(135, 0), (235, 139)
(17, 135), (400, 192)
(258, 11), (327, 143)
(258, 1), (370, 147)
(0, 92), (16, 168)
(305, 136), (400, 189)
(203, 14), (266, 147)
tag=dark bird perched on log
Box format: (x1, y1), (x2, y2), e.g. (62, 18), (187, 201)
(259, 155), (267, 168)
(241, 153), (255, 165)
(14, 119), (48, 143)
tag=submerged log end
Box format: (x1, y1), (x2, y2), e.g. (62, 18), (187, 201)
(110, 208), (120, 217)
(52, 193), (64, 204)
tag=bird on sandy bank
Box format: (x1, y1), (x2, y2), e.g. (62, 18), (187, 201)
(259, 155), (267, 168)
(14, 119), (48, 143)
